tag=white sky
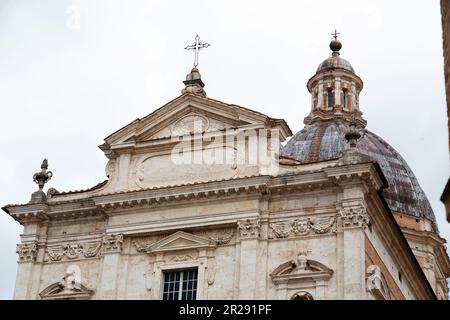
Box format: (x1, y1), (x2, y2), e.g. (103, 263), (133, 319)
(0, 0), (449, 299)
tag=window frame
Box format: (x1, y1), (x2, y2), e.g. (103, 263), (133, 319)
(327, 89), (334, 108)
(161, 268), (199, 300)
(156, 260), (206, 300)
(342, 88), (349, 111)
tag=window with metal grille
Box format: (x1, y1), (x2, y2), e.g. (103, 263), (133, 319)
(162, 269), (198, 300)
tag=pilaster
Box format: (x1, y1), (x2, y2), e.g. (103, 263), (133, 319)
(97, 234), (124, 299)
(237, 218), (260, 299)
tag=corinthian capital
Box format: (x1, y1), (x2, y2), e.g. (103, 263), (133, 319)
(339, 205), (369, 228)
(16, 241), (38, 263)
(102, 234), (124, 254)
(237, 218), (261, 239)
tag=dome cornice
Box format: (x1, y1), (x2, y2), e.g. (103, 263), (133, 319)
(307, 69), (363, 93)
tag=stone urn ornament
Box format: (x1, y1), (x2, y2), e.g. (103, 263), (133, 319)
(29, 159), (53, 204)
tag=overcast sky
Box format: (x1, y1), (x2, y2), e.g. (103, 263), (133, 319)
(0, 0), (448, 299)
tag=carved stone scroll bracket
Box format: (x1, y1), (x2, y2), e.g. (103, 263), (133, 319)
(206, 257), (216, 286)
(144, 262), (156, 292)
(366, 265), (391, 300)
(105, 160), (116, 179)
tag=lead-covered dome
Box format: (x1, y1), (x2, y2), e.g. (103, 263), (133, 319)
(316, 56), (354, 74)
(282, 120), (438, 231)
(315, 37), (354, 74)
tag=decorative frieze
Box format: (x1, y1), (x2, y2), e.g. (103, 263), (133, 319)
(16, 241), (38, 263)
(339, 206), (369, 228)
(46, 241), (102, 262)
(133, 239), (154, 253)
(102, 234), (124, 254)
(269, 215), (336, 239)
(198, 228), (235, 245)
(237, 218), (261, 239)
(170, 254), (195, 262)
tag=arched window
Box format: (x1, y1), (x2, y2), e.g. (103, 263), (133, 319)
(291, 291), (314, 300)
(342, 89), (349, 111)
(313, 90), (318, 108)
(327, 89), (333, 108)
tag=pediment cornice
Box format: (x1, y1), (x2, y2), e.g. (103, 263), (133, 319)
(270, 255), (334, 285)
(141, 231), (217, 254)
(39, 282), (94, 300)
(100, 93), (291, 156)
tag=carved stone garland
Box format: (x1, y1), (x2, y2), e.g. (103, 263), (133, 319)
(269, 215), (336, 239)
(45, 234), (123, 262)
(47, 241), (103, 262)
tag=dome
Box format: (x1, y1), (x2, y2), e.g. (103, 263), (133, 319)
(316, 55), (355, 74)
(282, 120), (438, 232)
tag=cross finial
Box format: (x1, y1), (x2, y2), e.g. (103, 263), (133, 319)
(332, 29), (340, 41)
(184, 35), (211, 68)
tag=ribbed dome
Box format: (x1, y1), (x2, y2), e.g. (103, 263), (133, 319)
(282, 120), (437, 232)
(316, 55), (355, 74)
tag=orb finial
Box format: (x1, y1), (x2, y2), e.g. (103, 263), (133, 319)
(330, 29), (342, 55)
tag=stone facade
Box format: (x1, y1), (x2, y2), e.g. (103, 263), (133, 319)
(3, 37), (448, 299)
(3, 87), (438, 300)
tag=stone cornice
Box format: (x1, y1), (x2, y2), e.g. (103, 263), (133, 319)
(307, 69), (364, 92)
(101, 93), (292, 155)
(323, 162), (386, 192)
(3, 162), (387, 225)
(401, 228), (447, 247)
(94, 176), (270, 209)
(401, 228), (450, 277)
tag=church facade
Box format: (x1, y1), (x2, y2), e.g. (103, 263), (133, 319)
(3, 36), (450, 300)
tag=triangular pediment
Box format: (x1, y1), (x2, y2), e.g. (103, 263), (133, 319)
(39, 282), (94, 300)
(148, 231), (217, 253)
(100, 93), (291, 150)
(133, 106), (248, 142)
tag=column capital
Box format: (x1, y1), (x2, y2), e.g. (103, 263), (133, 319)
(16, 241), (38, 263)
(237, 218), (261, 240)
(102, 234), (124, 254)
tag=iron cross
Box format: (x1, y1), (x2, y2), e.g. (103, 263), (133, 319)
(331, 29), (340, 40)
(185, 35), (211, 68)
